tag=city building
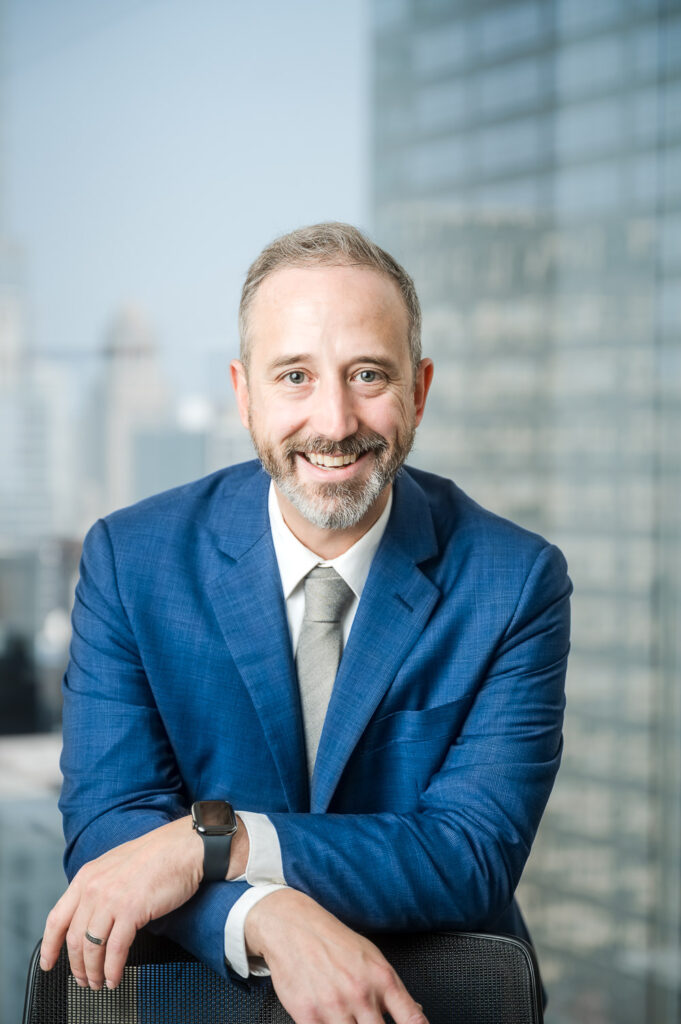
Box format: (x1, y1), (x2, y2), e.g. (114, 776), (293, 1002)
(371, 1), (680, 1021)
(82, 305), (172, 523)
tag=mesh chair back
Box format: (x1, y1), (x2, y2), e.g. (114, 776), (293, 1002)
(24, 929), (543, 1024)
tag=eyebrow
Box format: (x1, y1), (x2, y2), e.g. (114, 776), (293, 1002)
(266, 354), (314, 372)
(266, 354), (402, 375)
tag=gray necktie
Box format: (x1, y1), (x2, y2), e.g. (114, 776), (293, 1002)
(296, 566), (354, 777)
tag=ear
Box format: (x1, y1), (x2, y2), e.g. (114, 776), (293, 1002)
(413, 358), (434, 427)
(230, 360), (250, 431)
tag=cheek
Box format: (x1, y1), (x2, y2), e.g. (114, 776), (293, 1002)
(363, 394), (412, 436)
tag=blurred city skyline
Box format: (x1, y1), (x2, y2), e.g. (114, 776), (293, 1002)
(1, 9), (369, 1016)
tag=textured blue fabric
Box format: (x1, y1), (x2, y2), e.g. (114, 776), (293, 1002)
(59, 459), (571, 981)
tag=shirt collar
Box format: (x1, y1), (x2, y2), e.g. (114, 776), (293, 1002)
(268, 482), (393, 600)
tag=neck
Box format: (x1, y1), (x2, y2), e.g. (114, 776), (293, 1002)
(274, 485), (391, 559)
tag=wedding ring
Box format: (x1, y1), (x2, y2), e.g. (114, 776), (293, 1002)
(84, 931), (106, 946)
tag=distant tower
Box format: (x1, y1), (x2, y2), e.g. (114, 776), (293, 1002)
(84, 305), (170, 519)
(0, 239), (25, 384)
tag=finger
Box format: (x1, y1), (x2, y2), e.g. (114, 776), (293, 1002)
(383, 980), (428, 1024)
(82, 914), (114, 990)
(357, 1010), (392, 1024)
(103, 917), (137, 990)
(65, 912), (92, 989)
(40, 886), (81, 970)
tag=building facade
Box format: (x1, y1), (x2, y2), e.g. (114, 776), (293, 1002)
(371, 2), (681, 1021)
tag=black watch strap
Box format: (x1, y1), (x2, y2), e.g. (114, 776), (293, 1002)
(202, 831), (234, 882)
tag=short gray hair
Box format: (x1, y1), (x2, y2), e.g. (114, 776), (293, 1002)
(238, 222), (422, 374)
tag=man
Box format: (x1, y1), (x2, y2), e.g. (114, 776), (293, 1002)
(41, 223), (571, 1024)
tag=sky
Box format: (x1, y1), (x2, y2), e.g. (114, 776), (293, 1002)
(3, 0), (369, 393)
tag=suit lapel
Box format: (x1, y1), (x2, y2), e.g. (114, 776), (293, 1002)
(312, 471), (441, 811)
(204, 467), (309, 812)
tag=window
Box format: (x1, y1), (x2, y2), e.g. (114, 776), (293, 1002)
(412, 21), (467, 77)
(555, 160), (621, 215)
(556, 0), (621, 37)
(478, 58), (545, 117)
(475, 176), (542, 211)
(478, 117), (542, 174)
(405, 136), (468, 188)
(663, 79), (681, 138)
(662, 144), (681, 199)
(632, 23), (659, 79)
(660, 214), (681, 268)
(479, 3), (544, 57)
(556, 36), (622, 98)
(631, 87), (660, 147)
(416, 79), (467, 131)
(555, 97), (622, 159)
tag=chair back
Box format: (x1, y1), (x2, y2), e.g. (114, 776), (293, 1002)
(24, 929), (544, 1024)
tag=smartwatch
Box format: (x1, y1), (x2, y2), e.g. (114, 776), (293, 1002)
(191, 800), (237, 882)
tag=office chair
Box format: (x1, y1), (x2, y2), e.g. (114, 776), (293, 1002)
(23, 928), (544, 1024)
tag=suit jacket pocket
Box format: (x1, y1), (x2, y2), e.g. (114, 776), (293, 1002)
(361, 696), (470, 754)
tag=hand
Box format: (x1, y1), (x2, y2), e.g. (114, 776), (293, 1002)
(39, 816), (204, 991)
(245, 888), (429, 1024)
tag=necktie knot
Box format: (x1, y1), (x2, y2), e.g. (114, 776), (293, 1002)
(302, 566), (354, 623)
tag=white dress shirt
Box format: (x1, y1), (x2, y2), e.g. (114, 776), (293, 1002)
(224, 482), (393, 977)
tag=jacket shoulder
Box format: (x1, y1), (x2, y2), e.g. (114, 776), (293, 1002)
(82, 460), (267, 578)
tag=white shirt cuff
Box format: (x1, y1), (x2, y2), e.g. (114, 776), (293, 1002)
(224, 883), (288, 978)
(238, 810), (286, 885)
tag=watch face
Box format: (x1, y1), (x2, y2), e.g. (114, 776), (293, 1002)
(193, 800), (237, 835)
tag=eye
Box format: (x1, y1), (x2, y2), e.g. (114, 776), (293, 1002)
(355, 369), (381, 383)
(284, 370), (307, 385)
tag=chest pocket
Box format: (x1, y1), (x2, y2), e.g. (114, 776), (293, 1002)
(360, 696), (470, 754)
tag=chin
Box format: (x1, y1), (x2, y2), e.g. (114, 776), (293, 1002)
(280, 477), (386, 532)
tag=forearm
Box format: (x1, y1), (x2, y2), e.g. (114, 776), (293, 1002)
(62, 803), (181, 879)
(269, 805), (533, 934)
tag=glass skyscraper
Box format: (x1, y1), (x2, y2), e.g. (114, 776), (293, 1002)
(371, 2), (680, 1021)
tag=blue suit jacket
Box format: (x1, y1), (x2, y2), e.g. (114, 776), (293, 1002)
(59, 460), (571, 981)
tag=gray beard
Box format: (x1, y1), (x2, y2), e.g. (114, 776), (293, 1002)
(252, 427), (415, 531)
(273, 462), (389, 530)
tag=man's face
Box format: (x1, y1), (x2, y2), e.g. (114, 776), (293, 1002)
(231, 264), (432, 535)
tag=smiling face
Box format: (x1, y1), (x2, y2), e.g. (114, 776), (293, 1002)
(231, 264), (433, 555)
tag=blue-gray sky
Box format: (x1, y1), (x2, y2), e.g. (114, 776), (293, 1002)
(4, 0), (368, 391)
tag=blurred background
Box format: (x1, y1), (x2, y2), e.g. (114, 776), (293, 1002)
(0, 1), (679, 1021)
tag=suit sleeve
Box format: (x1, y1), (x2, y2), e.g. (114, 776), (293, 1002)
(59, 518), (250, 981)
(267, 542), (571, 933)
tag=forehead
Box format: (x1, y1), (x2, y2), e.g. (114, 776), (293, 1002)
(247, 264), (410, 360)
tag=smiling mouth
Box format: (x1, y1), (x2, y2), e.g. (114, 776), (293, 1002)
(301, 451), (361, 469)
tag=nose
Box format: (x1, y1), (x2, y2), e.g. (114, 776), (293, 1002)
(308, 376), (359, 441)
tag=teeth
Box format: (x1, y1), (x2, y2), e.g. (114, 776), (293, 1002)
(305, 452), (358, 468)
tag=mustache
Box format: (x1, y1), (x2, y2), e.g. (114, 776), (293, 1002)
(284, 432), (388, 459)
